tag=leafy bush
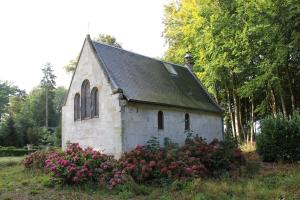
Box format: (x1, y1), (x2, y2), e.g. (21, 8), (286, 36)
(23, 136), (245, 188)
(256, 114), (300, 162)
(44, 143), (127, 188)
(22, 150), (52, 170)
(120, 136), (245, 183)
(26, 127), (44, 146)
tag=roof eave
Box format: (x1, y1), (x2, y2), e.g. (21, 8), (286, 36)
(127, 99), (223, 114)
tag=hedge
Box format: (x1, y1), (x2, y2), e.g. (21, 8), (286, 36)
(0, 147), (37, 157)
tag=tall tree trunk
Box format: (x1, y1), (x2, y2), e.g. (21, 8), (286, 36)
(279, 90), (287, 118)
(250, 95), (254, 144)
(270, 87), (277, 117)
(239, 98), (246, 142)
(230, 111), (236, 137)
(287, 71), (296, 113)
(45, 88), (48, 129)
(227, 86), (236, 137)
(232, 74), (240, 139)
(244, 101), (249, 143)
(233, 92), (240, 138)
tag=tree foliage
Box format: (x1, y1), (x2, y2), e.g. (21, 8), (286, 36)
(163, 0), (300, 142)
(0, 67), (66, 147)
(0, 81), (25, 121)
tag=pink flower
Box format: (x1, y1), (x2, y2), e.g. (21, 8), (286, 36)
(51, 166), (57, 172)
(61, 160), (69, 166)
(185, 167), (193, 175)
(149, 160), (156, 167)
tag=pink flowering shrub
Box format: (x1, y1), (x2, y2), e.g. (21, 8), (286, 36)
(22, 150), (52, 170)
(22, 136), (245, 188)
(44, 143), (126, 188)
(120, 136), (245, 183)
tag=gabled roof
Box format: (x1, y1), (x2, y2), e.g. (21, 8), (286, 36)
(89, 37), (222, 113)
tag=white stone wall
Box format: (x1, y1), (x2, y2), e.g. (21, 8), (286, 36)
(122, 102), (223, 152)
(62, 39), (123, 157)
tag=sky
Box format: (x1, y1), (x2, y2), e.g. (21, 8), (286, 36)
(0, 0), (170, 92)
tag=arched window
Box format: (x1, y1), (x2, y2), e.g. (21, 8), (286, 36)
(158, 111), (164, 130)
(185, 113), (190, 131)
(81, 80), (90, 119)
(91, 87), (99, 118)
(74, 93), (80, 121)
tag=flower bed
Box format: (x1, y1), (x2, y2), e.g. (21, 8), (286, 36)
(22, 136), (245, 188)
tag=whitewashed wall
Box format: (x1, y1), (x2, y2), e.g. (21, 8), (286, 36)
(122, 102), (223, 152)
(62, 39), (123, 157)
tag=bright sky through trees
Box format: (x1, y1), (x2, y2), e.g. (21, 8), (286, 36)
(0, 0), (169, 92)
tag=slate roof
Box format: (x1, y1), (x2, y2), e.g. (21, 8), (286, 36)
(90, 40), (222, 113)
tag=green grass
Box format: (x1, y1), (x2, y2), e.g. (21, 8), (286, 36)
(0, 156), (24, 167)
(0, 156), (300, 200)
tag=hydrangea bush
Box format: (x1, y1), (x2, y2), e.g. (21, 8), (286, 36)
(44, 143), (127, 188)
(22, 150), (52, 170)
(22, 136), (245, 188)
(120, 136), (244, 183)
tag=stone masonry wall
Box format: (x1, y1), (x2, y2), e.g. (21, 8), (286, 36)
(62, 39), (123, 158)
(122, 102), (223, 152)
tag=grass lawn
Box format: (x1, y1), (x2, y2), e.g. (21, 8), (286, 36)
(0, 155), (300, 200)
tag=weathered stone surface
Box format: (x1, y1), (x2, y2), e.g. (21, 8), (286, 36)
(62, 38), (123, 158)
(122, 103), (223, 152)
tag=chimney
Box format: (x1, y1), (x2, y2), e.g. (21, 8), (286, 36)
(184, 53), (194, 71)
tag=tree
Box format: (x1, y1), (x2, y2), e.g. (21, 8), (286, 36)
(64, 33), (122, 73)
(0, 81), (24, 121)
(163, 0), (300, 142)
(40, 62), (56, 129)
(53, 86), (67, 115)
(0, 115), (23, 147)
(95, 34), (122, 48)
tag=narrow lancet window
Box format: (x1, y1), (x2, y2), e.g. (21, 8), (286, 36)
(91, 87), (99, 117)
(81, 79), (91, 119)
(74, 93), (80, 120)
(185, 113), (190, 131)
(158, 111), (164, 130)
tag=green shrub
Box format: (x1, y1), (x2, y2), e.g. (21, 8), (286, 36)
(256, 113), (300, 162)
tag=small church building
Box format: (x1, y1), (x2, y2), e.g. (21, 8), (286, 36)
(62, 35), (223, 158)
